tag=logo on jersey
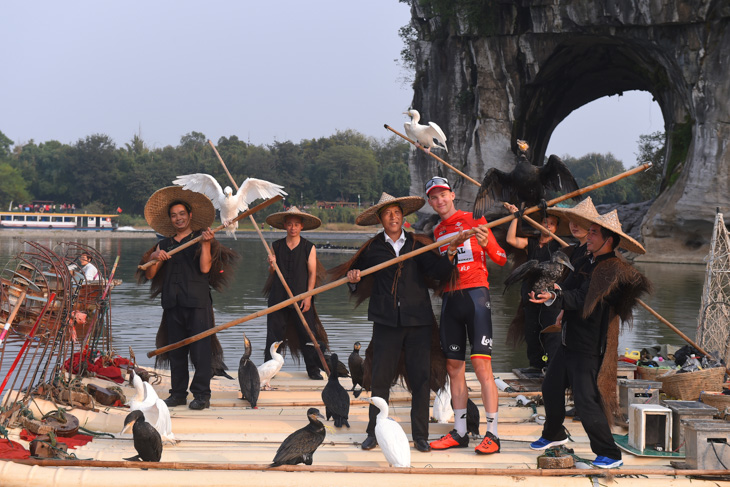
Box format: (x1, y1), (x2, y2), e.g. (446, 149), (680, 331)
(485, 301), (491, 309)
(449, 344), (461, 352)
(456, 222), (463, 227)
(480, 337), (493, 347)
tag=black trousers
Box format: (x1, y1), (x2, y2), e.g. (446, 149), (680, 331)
(541, 345), (621, 459)
(265, 306), (321, 373)
(366, 322), (431, 442)
(523, 301), (562, 368)
(165, 306), (212, 400)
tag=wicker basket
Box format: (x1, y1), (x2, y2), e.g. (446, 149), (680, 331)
(636, 366), (673, 381)
(700, 391), (730, 417)
(659, 367), (726, 400)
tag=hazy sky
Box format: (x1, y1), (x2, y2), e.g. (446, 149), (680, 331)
(2, 1), (663, 167)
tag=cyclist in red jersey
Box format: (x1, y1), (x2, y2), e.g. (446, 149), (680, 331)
(425, 177), (508, 455)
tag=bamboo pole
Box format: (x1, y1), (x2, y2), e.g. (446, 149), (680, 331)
(385, 124), (571, 246)
(7, 458), (729, 477)
(0, 290), (26, 347)
(138, 195), (283, 270)
(637, 298), (715, 359)
(148, 163), (651, 358)
(207, 140), (330, 376)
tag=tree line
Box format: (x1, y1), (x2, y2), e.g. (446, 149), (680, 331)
(0, 128), (664, 222)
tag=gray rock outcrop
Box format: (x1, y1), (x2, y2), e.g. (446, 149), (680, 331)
(406, 0), (730, 263)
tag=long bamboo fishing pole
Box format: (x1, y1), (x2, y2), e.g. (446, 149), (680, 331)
(138, 195), (283, 270)
(637, 298), (714, 358)
(0, 291), (26, 347)
(385, 123), (570, 244)
(207, 140), (330, 376)
(8, 458), (730, 477)
(148, 162), (650, 358)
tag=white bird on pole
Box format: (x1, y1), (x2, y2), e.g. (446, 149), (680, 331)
(403, 109), (448, 153)
(366, 396), (411, 468)
(173, 173), (287, 239)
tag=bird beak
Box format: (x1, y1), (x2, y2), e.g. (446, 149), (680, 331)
(565, 261), (574, 271)
(121, 420), (134, 435)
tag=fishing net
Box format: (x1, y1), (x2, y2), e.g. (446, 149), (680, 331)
(696, 211), (730, 365)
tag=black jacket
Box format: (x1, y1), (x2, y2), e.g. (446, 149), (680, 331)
(352, 232), (455, 327)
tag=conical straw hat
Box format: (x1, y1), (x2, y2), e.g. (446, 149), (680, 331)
(548, 197), (600, 236)
(266, 206), (321, 231)
(568, 208), (645, 254)
(355, 193), (425, 226)
(144, 186), (216, 237)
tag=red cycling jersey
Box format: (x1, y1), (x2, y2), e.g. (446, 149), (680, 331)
(434, 210), (507, 291)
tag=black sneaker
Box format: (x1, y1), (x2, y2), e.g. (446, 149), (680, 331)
(189, 397), (210, 410)
(164, 395), (187, 407)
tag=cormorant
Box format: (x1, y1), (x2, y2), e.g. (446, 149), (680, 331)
(403, 109), (448, 153)
(367, 396), (411, 468)
(238, 332), (260, 408)
(258, 341), (284, 390)
(306, 341), (349, 378)
(472, 141), (581, 219)
(321, 353), (350, 428)
(503, 250), (574, 295)
(270, 408), (326, 467)
(348, 341), (364, 398)
(466, 398), (481, 437)
(122, 410), (162, 462)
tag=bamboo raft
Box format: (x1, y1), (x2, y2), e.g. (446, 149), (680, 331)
(1, 369), (727, 486)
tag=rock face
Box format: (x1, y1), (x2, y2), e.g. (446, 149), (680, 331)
(407, 1), (730, 262)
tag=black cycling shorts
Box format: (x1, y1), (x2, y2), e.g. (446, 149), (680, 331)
(440, 287), (493, 360)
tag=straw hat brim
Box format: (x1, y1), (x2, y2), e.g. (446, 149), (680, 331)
(566, 211), (646, 254)
(144, 186), (216, 237)
(356, 196), (425, 226)
(548, 197), (600, 237)
(266, 208), (321, 231)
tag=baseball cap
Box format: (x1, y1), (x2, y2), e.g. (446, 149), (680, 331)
(425, 176), (452, 195)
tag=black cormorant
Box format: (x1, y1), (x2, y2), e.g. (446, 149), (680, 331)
(238, 332), (260, 408)
(503, 250), (574, 295)
(122, 410), (162, 462)
(472, 141), (581, 219)
(348, 341), (364, 398)
(321, 353), (350, 428)
(466, 398), (480, 437)
(270, 408), (326, 467)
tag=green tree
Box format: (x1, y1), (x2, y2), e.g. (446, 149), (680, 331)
(633, 131), (666, 201)
(313, 145), (379, 202)
(0, 162), (30, 206)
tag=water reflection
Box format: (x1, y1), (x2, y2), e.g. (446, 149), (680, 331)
(0, 235), (707, 377)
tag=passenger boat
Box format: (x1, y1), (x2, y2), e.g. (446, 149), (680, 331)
(0, 211), (118, 230)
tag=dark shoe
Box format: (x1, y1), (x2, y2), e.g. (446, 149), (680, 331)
(361, 436), (378, 450)
(414, 439), (431, 452)
(164, 395), (187, 407)
(307, 370), (324, 380)
(189, 397), (210, 410)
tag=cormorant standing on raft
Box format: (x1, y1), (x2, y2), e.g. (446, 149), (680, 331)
(122, 410), (162, 462)
(348, 341), (364, 398)
(321, 353), (350, 428)
(238, 332), (260, 408)
(270, 408), (326, 467)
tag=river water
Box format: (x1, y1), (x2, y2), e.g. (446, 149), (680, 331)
(0, 233), (708, 377)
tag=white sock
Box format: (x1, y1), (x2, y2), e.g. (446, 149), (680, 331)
(485, 412), (498, 436)
(454, 408), (467, 436)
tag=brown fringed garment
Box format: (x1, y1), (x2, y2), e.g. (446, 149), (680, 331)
(328, 232), (450, 393)
(261, 259), (329, 362)
(584, 255), (652, 425)
(135, 239), (240, 370)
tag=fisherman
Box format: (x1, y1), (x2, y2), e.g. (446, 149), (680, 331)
(424, 177), (508, 455)
(263, 206), (329, 380)
(333, 192), (466, 453)
(504, 202), (564, 371)
(137, 187), (238, 410)
(528, 210), (651, 469)
(547, 197), (600, 266)
(79, 252), (99, 281)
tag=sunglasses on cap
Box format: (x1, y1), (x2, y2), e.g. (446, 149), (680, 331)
(425, 176), (452, 195)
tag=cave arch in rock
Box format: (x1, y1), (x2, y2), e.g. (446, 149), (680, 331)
(516, 38), (681, 167)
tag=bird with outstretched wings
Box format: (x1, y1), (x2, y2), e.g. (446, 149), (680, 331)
(173, 173), (287, 239)
(472, 143), (581, 219)
(404, 109), (448, 153)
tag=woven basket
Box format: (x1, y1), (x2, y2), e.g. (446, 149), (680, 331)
(636, 366), (673, 381)
(700, 391), (730, 417)
(659, 367), (726, 400)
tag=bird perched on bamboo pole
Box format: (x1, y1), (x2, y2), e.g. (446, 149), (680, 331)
(366, 396), (411, 468)
(173, 173), (286, 239)
(472, 140), (581, 219)
(321, 353), (350, 428)
(270, 408), (326, 467)
(503, 250), (574, 295)
(121, 410), (163, 462)
(258, 341), (284, 390)
(238, 332), (260, 408)
(403, 109), (448, 153)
